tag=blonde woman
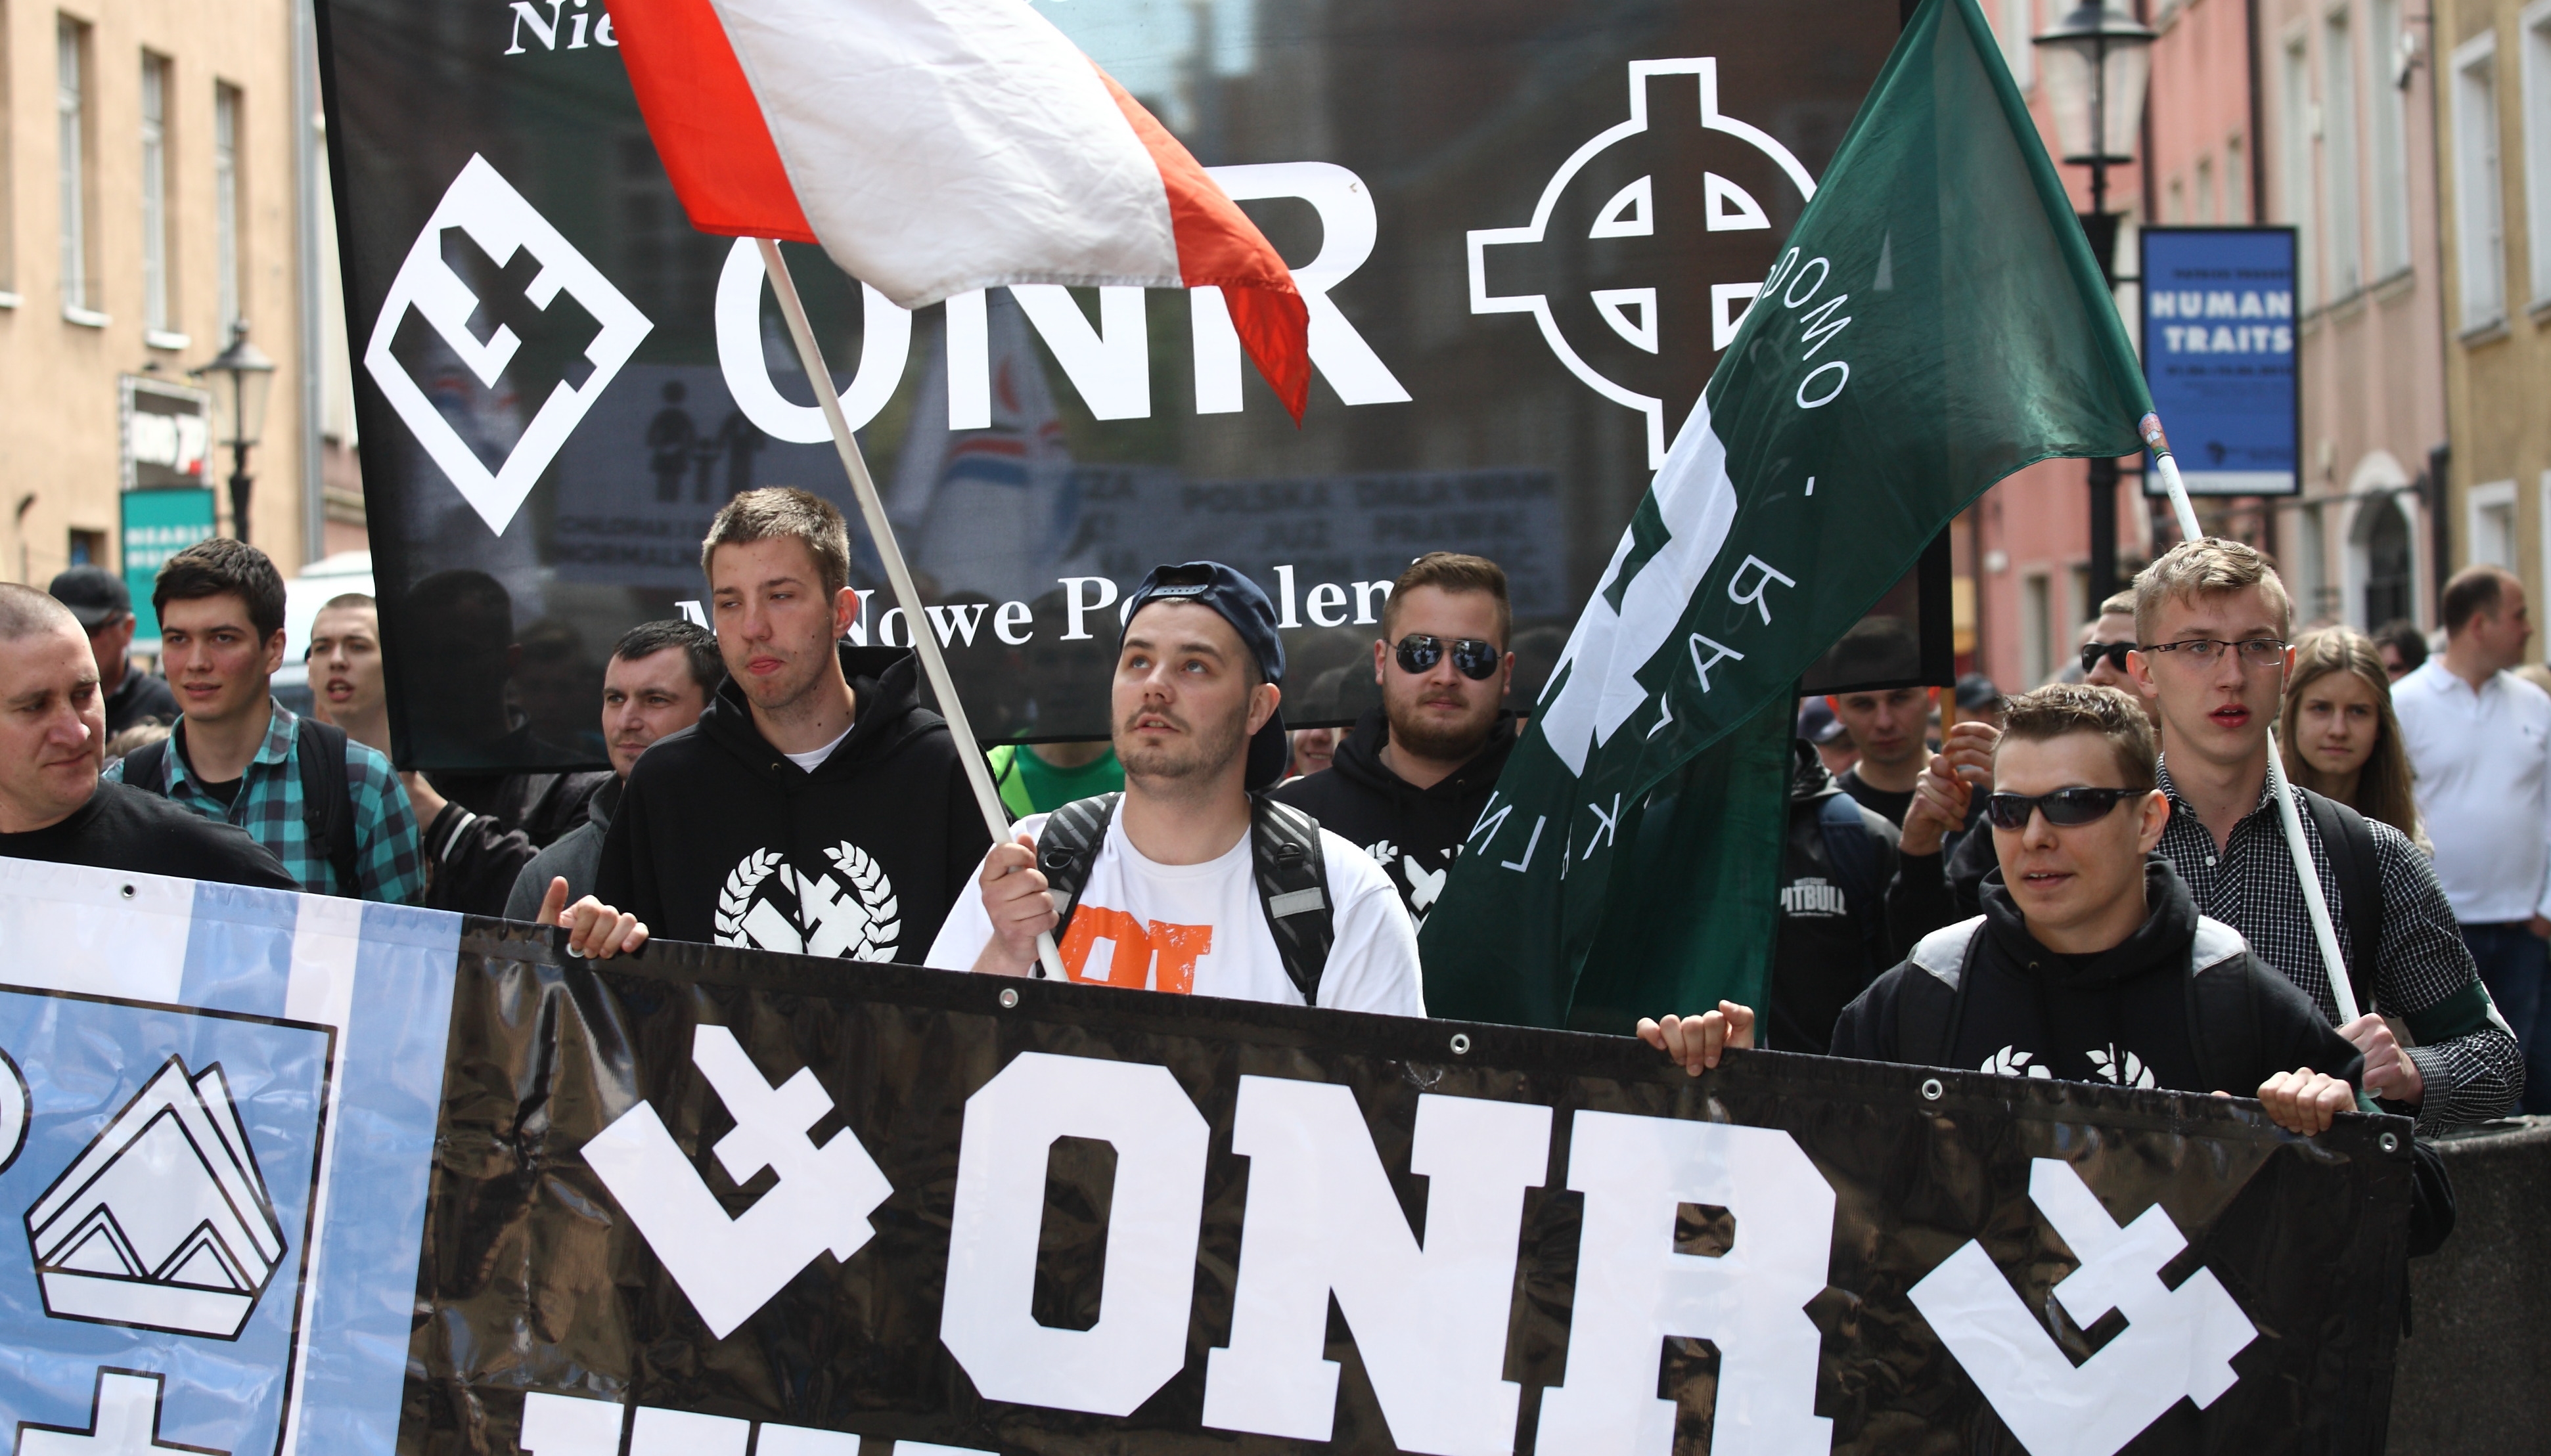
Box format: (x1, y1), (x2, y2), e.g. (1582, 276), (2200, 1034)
(2280, 628), (2431, 851)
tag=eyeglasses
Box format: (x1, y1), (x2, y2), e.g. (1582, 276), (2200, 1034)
(1982, 786), (2144, 831)
(1393, 634), (1501, 680)
(2139, 638), (2288, 669)
(2079, 641), (2133, 675)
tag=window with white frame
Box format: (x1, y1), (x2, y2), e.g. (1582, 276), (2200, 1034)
(2522, 0), (2551, 306)
(2283, 36), (2317, 306)
(2023, 573), (2053, 688)
(2368, 0), (2412, 276)
(2470, 479), (2519, 570)
(141, 53), (172, 337)
(215, 83), (240, 328)
(2323, 8), (2363, 296)
(56, 15), (91, 315)
(2197, 154), (2219, 223)
(2452, 34), (2506, 329)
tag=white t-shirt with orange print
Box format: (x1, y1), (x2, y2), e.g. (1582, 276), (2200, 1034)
(924, 808), (1426, 1017)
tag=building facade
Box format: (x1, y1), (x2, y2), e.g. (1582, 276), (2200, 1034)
(2435, 0), (2551, 633)
(0, 0), (347, 629)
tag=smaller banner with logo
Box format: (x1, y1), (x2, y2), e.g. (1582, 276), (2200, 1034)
(403, 925), (2411, 1456)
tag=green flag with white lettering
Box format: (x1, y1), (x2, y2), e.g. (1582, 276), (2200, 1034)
(1420, 0), (2154, 1030)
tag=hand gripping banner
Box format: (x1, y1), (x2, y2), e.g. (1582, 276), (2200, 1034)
(0, 862), (2410, 1455)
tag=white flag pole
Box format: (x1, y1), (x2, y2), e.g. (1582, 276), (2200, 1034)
(2138, 413), (2363, 1029)
(756, 239), (1068, 983)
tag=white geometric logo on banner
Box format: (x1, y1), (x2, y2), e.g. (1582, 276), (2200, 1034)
(1466, 58), (1817, 469)
(1908, 1158), (2259, 1456)
(582, 1026), (892, 1340)
(15, 1369), (226, 1456)
(24, 1057), (286, 1340)
(363, 153), (652, 535)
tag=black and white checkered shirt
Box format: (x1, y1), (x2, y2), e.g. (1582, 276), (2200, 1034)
(2156, 758), (2522, 1134)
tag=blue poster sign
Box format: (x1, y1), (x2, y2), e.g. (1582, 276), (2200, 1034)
(2138, 227), (2300, 496)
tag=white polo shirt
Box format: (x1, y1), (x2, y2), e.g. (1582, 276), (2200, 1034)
(2392, 659), (2551, 923)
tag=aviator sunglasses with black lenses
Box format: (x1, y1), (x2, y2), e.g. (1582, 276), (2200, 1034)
(1982, 787), (2144, 831)
(2079, 640), (2134, 675)
(1393, 634), (1502, 680)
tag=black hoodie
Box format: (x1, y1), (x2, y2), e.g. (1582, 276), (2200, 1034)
(1834, 858), (2362, 1095)
(595, 646), (990, 962)
(1771, 740), (1902, 1054)
(1269, 705), (1515, 924)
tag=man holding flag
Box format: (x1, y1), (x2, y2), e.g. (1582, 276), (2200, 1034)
(1421, 0), (2156, 1031)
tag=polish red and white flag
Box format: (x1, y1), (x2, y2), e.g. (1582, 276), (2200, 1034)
(606, 0), (1313, 420)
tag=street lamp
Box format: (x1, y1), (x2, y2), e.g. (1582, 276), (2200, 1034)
(191, 320), (276, 544)
(2034, 1), (2155, 609)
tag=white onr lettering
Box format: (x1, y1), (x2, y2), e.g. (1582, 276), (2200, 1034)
(1726, 556), (1796, 626)
(941, 1053), (1209, 1418)
(1058, 577), (1120, 642)
(1202, 1081), (1550, 1453)
(1533, 1112), (1836, 1456)
(1010, 286), (1151, 420)
(1192, 162), (1412, 408)
(715, 240), (911, 443)
(1688, 633), (1744, 693)
(945, 290), (991, 430)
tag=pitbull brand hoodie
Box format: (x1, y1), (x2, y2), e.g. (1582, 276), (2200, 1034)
(595, 646), (990, 963)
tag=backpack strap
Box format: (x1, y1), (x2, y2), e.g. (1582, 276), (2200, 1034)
(120, 738), (171, 797)
(2183, 916), (2263, 1096)
(2300, 787), (2383, 1015)
(1250, 794), (1335, 1007)
(1816, 792), (1888, 971)
(1036, 792), (1123, 968)
(1895, 916), (1984, 1068)
(294, 718), (363, 898)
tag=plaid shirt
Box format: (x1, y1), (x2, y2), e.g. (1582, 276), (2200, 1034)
(2155, 757), (2522, 1134)
(106, 699), (424, 904)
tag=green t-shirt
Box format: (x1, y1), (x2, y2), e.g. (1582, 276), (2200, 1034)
(991, 743), (1126, 816)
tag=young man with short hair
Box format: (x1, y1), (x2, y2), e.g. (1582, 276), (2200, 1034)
(2391, 563), (2551, 1112)
(928, 562), (1422, 1013)
(2077, 589), (2142, 697)
(1271, 552), (1517, 924)
(306, 593), (388, 751)
(47, 565), (179, 736)
(0, 585), (295, 887)
(1644, 684), (2364, 1140)
(2123, 539), (2520, 1132)
(509, 620), (720, 919)
(104, 540), (422, 902)
(1824, 684), (1930, 826)
(588, 489), (987, 961)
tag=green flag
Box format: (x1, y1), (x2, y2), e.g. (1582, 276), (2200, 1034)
(1420, 0), (2154, 1031)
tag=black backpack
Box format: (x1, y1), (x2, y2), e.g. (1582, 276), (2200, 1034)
(1033, 791), (1337, 1004)
(2298, 787), (2385, 1015)
(124, 718), (363, 898)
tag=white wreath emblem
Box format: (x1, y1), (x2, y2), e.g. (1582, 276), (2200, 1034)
(710, 844), (901, 960)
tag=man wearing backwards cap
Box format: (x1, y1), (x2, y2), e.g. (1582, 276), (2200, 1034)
(926, 563), (1424, 1015)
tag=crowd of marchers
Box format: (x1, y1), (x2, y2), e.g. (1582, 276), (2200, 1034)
(0, 496), (2529, 1184)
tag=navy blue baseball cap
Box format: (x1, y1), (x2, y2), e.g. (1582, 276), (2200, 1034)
(1121, 562), (1289, 790)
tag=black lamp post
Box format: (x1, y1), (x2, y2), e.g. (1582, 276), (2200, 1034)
(2035, 2), (2156, 607)
(192, 320), (277, 544)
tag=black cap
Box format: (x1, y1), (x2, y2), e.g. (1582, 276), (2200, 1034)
(1121, 562), (1289, 790)
(48, 565), (131, 630)
(1796, 697), (1847, 745)
(1954, 673), (2002, 711)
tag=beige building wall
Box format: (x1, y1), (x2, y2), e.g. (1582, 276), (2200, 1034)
(2258, 0), (2450, 636)
(0, 0), (315, 598)
(2435, 0), (2551, 655)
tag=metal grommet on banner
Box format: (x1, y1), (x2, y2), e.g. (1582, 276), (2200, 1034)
(119, 885), (135, 899)
(1449, 1033), (1472, 1055)
(2378, 1132), (2399, 1154)
(1920, 1078), (1944, 1102)
(999, 988), (1019, 1009)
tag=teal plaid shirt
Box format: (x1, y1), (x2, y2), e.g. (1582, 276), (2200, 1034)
(106, 699), (424, 904)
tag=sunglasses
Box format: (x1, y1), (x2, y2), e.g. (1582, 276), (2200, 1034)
(2079, 641), (2134, 675)
(1982, 786), (2144, 831)
(1393, 634), (1501, 680)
